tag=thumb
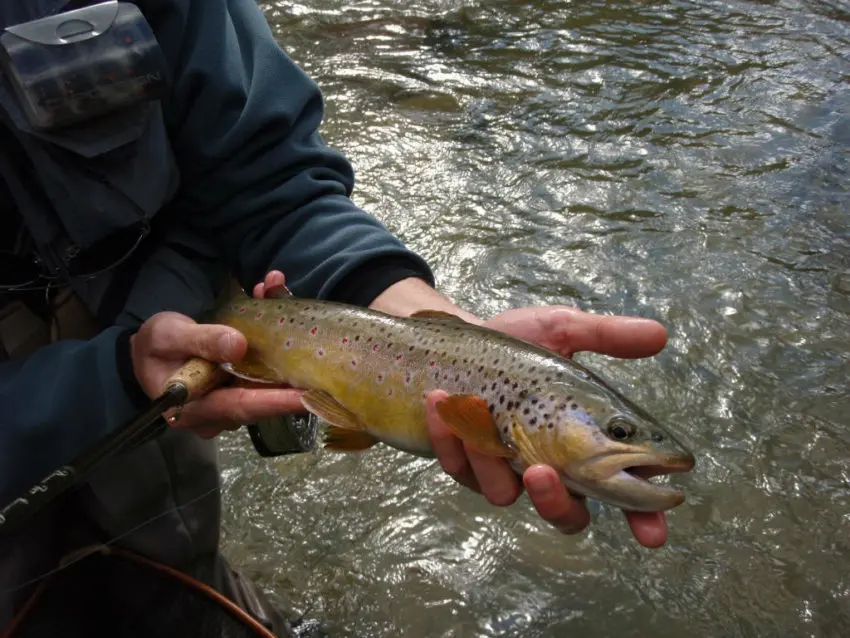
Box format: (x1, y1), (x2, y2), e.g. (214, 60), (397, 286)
(146, 312), (248, 363)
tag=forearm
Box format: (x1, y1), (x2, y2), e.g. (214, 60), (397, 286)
(368, 277), (484, 325)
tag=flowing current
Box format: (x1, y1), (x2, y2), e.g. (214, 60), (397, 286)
(218, 2), (850, 636)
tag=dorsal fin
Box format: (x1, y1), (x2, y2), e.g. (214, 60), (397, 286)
(410, 309), (467, 322)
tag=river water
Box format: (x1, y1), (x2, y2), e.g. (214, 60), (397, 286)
(219, 1), (850, 636)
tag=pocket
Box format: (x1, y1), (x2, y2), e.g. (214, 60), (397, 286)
(0, 82), (180, 248)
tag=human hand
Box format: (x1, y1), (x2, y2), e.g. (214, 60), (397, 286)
(130, 278), (305, 439)
(425, 305), (671, 548)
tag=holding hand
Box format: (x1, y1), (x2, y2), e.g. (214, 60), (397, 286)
(425, 305), (671, 549)
(129, 307), (305, 439)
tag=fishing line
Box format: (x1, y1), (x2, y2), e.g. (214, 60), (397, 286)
(2, 484), (221, 595)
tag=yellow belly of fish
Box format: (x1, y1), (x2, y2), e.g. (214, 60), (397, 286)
(258, 343), (435, 456)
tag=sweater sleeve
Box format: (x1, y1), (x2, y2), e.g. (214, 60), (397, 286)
(143, 0), (435, 302)
(0, 327), (149, 507)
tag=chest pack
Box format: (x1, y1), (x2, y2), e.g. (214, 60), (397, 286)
(0, 0), (180, 323)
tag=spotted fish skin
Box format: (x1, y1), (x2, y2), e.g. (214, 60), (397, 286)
(209, 293), (695, 512)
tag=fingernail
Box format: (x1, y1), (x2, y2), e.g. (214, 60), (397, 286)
(218, 332), (234, 360)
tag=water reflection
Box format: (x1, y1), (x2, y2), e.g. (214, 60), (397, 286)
(222, 1), (850, 635)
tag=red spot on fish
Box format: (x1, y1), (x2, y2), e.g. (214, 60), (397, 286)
(311, 327), (318, 335)
(373, 344), (380, 351)
(351, 360), (357, 367)
(342, 337), (349, 344)
(388, 388), (393, 396)
(443, 375), (448, 380)
(285, 340), (292, 348)
(238, 307), (246, 314)
(256, 312), (264, 319)
(279, 317), (286, 324)
(429, 361), (436, 367)
(377, 374), (384, 382)
(317, 349), (325, 357)
(367, 337), (373, 343)
(396, 355), (403, 361)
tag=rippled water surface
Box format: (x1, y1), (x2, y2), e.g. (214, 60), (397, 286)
(219, 1), (850, 635)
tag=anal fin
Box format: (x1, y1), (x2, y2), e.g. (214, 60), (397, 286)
(324, 426), (378, 452)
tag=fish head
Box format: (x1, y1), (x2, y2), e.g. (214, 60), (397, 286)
(511, 374), (695, 512)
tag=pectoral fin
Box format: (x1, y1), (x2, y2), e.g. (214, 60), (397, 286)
(221, 350), (280, 384)
(435, 394), (516, 458)
(324, 426), (378, 452)
(301, 389), (364, 431)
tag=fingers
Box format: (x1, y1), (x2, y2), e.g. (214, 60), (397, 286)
(426, 391), (482, 494)
(254, 271), (287, 299)
(465, 447), (523, 506)
(146, 313), (247, 364)
(173, 386), (307, 431)
(623, 511), (668, 548)
(548, 308), (668, 359)
(523, 465), (591, 534)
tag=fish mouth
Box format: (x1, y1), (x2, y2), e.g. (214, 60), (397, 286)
(570, 452), (696, 512)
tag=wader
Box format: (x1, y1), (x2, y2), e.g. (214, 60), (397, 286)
(0, 2), (304, 635)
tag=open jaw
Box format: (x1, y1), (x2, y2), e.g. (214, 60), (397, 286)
(570, 453), (696, 512)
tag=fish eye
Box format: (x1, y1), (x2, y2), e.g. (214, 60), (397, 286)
(651, 431), (664, 442)
(607, 418), (636, 441)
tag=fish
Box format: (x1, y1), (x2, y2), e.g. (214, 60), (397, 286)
(207, 288), (695, 513)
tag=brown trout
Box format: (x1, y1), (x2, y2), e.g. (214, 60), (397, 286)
(209, 291), (695, 512)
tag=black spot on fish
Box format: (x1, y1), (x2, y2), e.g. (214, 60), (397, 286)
(425, 350), (431, 355)
(507, 401), (514, 410)
(478, 366), (484, 373)
(499, 396), (505, 405)
(387, 343), (393, 348)
(491, 382), (497, 390)
(571, 403), (578, 410)
(547, 423), (554, 429)
(497, 370), (504, 376)
(503, 425), (509, 433)
(512, 382), (518, 390)
(529, 417), (537, 426)
(523, 408), (530, 415)
(455, 374), (460, 382)
(409, 346), (415, 351)
(488, 404), (495, 413)
(543, 413), (550, 419)
(545, 376), (551, 382)
(481, 386), (487, 392)
(567, 395), (573, 401)
(531, 398), (538, 405)
(440, 338), (445, 343)
(518, 390), (528, 399)
(494, 359), (499, 365)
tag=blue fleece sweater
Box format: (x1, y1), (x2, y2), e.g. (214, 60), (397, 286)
(0, 0), (434, 507)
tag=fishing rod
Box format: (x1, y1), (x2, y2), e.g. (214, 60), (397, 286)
(0, 356), (225, 538)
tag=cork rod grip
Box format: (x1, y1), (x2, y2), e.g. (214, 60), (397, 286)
(164, 357), (229, 401)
